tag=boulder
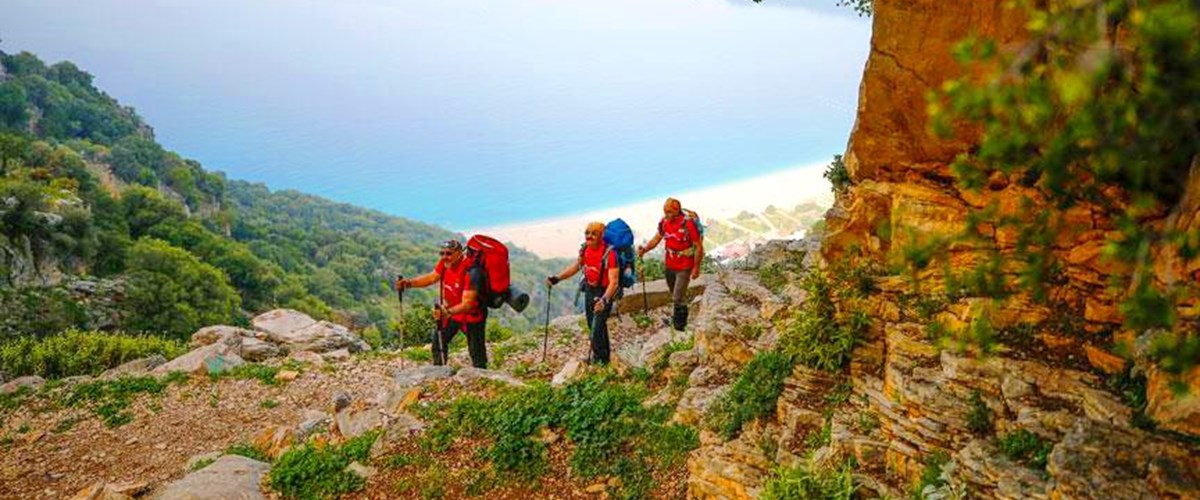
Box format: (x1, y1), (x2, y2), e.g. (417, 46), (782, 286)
(616, 275), (709, 315)
(100, 355), (167, 380)
(552, 359), (584, 387)
(377, 386), (422, 415)
(345, 461), (377, 480)
(239, 338), (281, 362)
(639, 328), (691, 370)
(321, 348), (351, 362)
(0, 375), (45, 395)
(252, 309), (370, 354)
(190, 326), (254, 348)
(152, 455), (270, 500)
(152, 342), (245, 376)
(288, 350), (326, 367)
(368, 412), (428, 460)
(334, 408), (383, 439)
(393, 365), (454, 387)
(251, 424), (295, 460)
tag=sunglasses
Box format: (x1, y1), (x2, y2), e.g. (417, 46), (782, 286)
(585, 231), (601, 237)
(440, 250), (458, 257)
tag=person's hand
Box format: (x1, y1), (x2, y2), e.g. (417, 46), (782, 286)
(593, 297), (608, 313)
(690, 266), (701, 280)
(431, 305), (445, 321)
(546, 275), (560, 287)
(636, 245), (646, 258)
(395, 278), (409, 291)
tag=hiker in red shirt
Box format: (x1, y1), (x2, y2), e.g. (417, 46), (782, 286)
(637, 197), (703, 331)
(547, 222), (620, 364)
(395, 239), (488, 368)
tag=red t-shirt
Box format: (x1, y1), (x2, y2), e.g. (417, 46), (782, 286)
(658, 216), (701, 271)
(435, 257), (484, 325)
(579, 243), (618, 288)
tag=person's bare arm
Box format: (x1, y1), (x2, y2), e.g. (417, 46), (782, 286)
(397, 270), (440, 290)
(638, 234), (663, 257)
(547, 261), (582, 286)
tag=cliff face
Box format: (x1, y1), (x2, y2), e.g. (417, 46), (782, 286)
(684, 1), (1200, 498)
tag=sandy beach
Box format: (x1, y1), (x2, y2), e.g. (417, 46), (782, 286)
(466, 163), (833, 258)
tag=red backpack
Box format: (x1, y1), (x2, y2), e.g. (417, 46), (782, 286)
(466, 235), (529, 312)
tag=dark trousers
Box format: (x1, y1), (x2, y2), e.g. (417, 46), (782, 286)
(665, 269), (691, 331)
(584, 285), (613, 364)
(432, 313), (488, 368)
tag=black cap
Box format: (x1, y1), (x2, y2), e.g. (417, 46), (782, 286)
(440, 239), (463, 251)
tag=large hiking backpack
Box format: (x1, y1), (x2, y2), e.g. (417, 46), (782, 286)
(682, 208), (706, 238)
(466, 234), (530, 312)
(602, 218), (637, 297)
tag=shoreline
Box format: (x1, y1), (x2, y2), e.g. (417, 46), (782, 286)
(464, 163), (833, 258)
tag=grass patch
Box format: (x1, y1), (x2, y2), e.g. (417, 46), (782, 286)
(0, 329), (186, 379)
(413, 369), (698, 498)
(996, 429), (1053, 470)
(652, 338), (694, 372)
(761, 456), (857, 500)
(261, 399), (280, 409)
(226, 441), (271, 462)
(189, 457), (216, 472)
(913, 451), (950, 498)
(0, 385), (35, 410)
(214, 363), (281, 385)
(703, 350), (795, 440)
(758, 262), (789, 294)
(57, 373), (187, 427)
(268, 431), (380, 499)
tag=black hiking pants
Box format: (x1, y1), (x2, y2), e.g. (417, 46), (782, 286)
(584, 285), (613, 364)
(432, 312), (488, 369)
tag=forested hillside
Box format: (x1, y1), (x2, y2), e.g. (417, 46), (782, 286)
(0, 49), (570, 342)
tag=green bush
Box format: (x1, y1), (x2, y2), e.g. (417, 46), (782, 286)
(761, 457), (857, 500)
(823, 154), (852, 194)
(704, 350), (795, 440)
(757, 262), (789, 294)
(997, 429), (1053, 470)
(268, 431), (379, 500)
(415, 370), (698, 498)
(0, 329), (186, 379)
(966, 390), (993, 435)
(915, 451), (951, 498)
(779, 271), (868, 372)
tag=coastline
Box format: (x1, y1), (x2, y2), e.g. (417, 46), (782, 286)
(465, 163), (833, 258)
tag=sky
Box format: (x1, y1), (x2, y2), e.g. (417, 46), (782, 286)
(0, 0), (871, 229)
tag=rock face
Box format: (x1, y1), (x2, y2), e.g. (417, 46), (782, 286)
(251, 309), (371, 353)
(0, 375), (45, 395)
(616, 275), (709, 315)
(152, 455), (270, 500)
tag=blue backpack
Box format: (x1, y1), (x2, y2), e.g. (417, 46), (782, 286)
(602, 218), (637, 296)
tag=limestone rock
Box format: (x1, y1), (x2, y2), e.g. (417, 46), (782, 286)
(345, 461), (376, 480)
(99, 355), (167, 380)
(552, 359), (584, 387)
(0, 375), (45, 395)
(674, 385), (725, 427)
(368, 412), (428, 460)
(393, 365), (454, 388)
(190, 326), (254, 348)
(321, 348), (351, 362)
(152, 342), (244, 376)
(377, 386), (422, 415)
(639, 328), (691, 371)
(334, 408), (383, 439)
(1048, 419), (1200, 498)
(251, 424), (295, 460)
(71, 482), (138, 500)
(288, 350), (325, 367)
(274, 370), (300, 383)
(615, 275), (709, 315)
(1146, 366), (1200, 437)
(296, 409), (331, 441)
(239, 338), (281, 362)
(252, 309), (370, 353)
(152, 455), (270, 500)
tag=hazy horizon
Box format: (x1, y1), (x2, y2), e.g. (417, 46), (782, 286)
(0, 0), (870, 229)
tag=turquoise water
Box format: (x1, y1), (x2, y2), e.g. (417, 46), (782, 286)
(2, 0), (870, 228)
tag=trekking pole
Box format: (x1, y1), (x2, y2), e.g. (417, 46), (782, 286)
(435, 277), (446, 366)
(542, 282), (552, 363)
(639, 254), (649, 315)
(396, 274), (406, 368)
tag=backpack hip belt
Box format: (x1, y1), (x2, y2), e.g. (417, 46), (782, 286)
(667, 247), (696, 258)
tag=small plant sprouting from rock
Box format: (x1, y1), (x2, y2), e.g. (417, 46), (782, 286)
(914, 450), (950, 498)
(823, 154), (852, 195)
(760, 455), (857, 500)
(224, 442), (271, 463)
(703, 350), (794, 440)
(966, 390), (993, 435)
(996, 429), (1053, 471)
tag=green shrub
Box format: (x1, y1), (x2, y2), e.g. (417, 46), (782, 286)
(966, 391), (993, 435)
(122, 238), (241, 339)
(823, 154), (851, 194)
(0, 329), (186, 379)
(997, 429), (1053, 470)
(758, 262), (789, 294)
(779, 271), (867, 372)
(761, 457), (857, 500)
(914, 451), (951, 498)
(704, 350), (795, 440)
(268, 431), (379, 500)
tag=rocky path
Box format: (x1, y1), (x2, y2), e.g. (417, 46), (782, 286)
(0, 277), (711, 500)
